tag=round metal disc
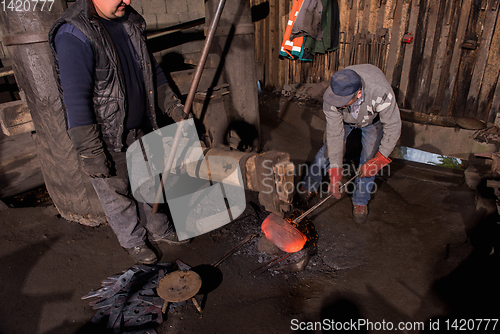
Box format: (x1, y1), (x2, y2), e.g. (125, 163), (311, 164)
(157, 270), (202, 302)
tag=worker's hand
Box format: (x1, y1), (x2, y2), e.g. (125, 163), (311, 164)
(80, 152), (111, 178)
(170, 104), (189, 122)
(67, 124), (111, 178)
(360, 151), (391, 177)
(328, 167), (343, 199)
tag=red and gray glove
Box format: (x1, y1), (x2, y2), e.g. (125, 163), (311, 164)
(328, 167), (342, 199)
(360, 151), (391, 178)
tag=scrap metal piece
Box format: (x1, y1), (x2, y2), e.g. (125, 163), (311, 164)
(107, 295), (126, 330)
(123, 314), (154, 328)
(84, 264), (175, 331)
(139, 289), (156, 296)
(137, 295), (164, 307)
(122, 303), (162, 319)
(175, 260), (192, 271)
(91, 307), (111, 323)
(82, 270), (134, 300)
(90, 293), (123, 309)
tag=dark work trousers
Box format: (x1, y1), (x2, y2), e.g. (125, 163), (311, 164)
(90, 129), (170, 249)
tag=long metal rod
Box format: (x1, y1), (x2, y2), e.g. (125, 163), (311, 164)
(212, 234), (258, 267)
(251, 253), (292, 277)
(293, 172), (360, 224)
(152, 0), (227, 214)
(249, 254), (283, 274)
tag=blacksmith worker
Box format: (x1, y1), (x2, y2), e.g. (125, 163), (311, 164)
(299, 64), (401, 223)
(48, 0), (190, 264)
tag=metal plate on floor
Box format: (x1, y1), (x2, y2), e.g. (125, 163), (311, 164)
(157, 270), (202, 303)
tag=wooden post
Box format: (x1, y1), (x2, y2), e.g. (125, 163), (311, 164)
(205, 0), (261, 150)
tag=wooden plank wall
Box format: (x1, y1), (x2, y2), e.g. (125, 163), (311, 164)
(251, 0), (500, 123)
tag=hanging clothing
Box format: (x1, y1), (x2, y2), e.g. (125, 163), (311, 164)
(303, 0), (340, 56)
(280, 0), (340, 61)
(279, 0), (305, 59)
(290, 0), (323, 41)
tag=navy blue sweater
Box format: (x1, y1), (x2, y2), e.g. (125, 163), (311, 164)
(54, 18), (168, 130)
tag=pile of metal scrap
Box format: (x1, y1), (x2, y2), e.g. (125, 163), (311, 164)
(473, 124), (500, 145)
(82, 263), (174, 334)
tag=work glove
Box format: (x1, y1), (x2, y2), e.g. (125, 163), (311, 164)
(157, 83), (189, 122)
(360, 151), (391, 178)
(328, 167), (342, 199)
(68, 124), (111, 178)
(170, 104), (189, 123)
(80, 152), (111, 178)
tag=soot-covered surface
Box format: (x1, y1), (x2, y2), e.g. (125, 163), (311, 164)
(1, 93), (499, 334)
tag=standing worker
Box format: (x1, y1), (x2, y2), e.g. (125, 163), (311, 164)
(299, 64), (401, 223)
(48, 0), (190, 264)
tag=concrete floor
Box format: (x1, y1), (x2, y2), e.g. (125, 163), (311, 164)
(1, 93), (500, 334)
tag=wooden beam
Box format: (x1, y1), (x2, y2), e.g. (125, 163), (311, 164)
(440, 0), (473, 115)
(433, 0), (461, 115)
(349, 0), (359, 65)
(451, 1), (484, 117)
(278, 0), (286, 88)
(426, 0), (454, 114)
(466, 1), (500, 120)
(385, 0), (404, 82)
(269, 0), (278, 88)
(412, 0), (442, 112)
(399, 0), (421, 107)
(360, 0), (372, 34)
(487, 9), (500, 123)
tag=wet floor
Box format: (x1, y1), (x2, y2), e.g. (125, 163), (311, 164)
(1, 93), (500, 334)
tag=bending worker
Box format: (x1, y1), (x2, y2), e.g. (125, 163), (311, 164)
(299, 64), (401, 223)
(49, 0), (189, 264)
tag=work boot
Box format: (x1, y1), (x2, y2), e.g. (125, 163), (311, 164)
(151, 225), (191, 245)
(353, 204), (368, 223)
(126, 244), (157, 265)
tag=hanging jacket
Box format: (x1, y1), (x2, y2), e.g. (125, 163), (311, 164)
(279, 0), (305, 59)
(290, 0), (323, 41)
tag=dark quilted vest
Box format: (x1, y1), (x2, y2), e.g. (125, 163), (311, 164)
(49, 0), (158, 152)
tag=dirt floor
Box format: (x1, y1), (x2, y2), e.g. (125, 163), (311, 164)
(1, 93), (500, 334)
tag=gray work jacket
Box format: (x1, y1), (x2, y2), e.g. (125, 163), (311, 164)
(323, 64), (402, 168)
